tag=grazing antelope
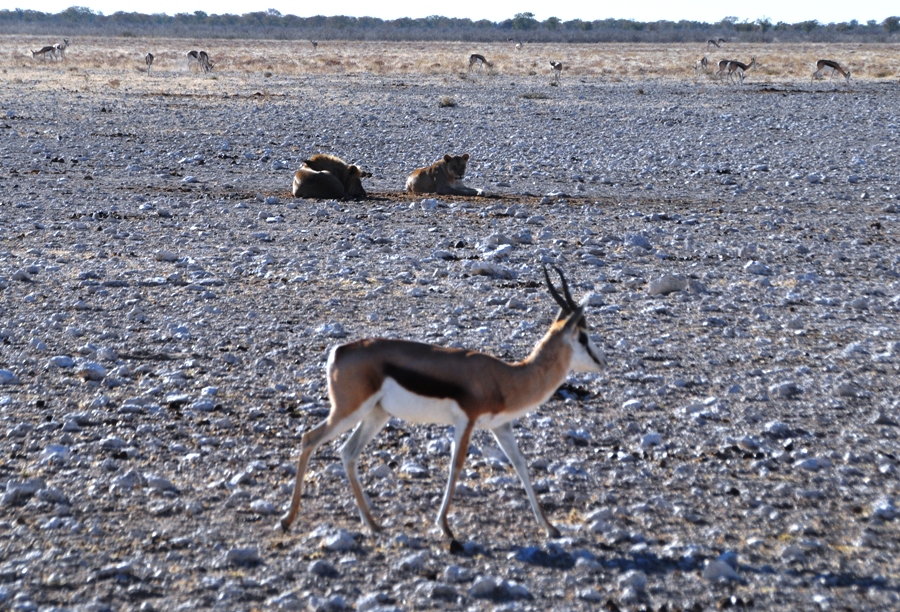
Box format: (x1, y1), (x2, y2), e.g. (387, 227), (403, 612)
(550, 60), (563, 85)
(31, 45), (56, 61)
(707, 39), (720, 49)
(726, 57), (755, 85)
(198, 50), (213, 73)
(515, 40), (523, 52)
(145, 53), (154, 73)
(187, 49), (200, 70)
(310, 40), (318, 51)
(695, 56), (709, 75)
(812, 59), (850, 83)
(280, 265), (607, 540)
(468, 53), (493, 72)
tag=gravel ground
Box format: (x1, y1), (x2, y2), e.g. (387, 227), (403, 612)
(1, 57), (899, 612)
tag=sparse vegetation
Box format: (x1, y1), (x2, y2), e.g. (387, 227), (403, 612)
(438, 96), (457, 108)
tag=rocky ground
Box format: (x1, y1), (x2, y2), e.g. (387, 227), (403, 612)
(1, 46), (899, 612)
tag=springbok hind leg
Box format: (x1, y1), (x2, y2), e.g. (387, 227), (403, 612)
(436, 418), (475, 540)
(340, 404), (390, 533)
(492, 422), (560, 538)
(280, 408), (370, 532)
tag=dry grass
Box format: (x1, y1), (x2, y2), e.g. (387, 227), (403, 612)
(2, 35), (898, 89)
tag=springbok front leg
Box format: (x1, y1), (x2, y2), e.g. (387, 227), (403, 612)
(492, 422), (560, 538)
(340, 404), (391, 532)
(436, 418), (476, 539)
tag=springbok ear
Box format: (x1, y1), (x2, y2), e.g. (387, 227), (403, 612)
(562, 305), (585, 333)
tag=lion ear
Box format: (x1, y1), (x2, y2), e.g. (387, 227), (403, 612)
(462, 153), (470, 161)
(443, 154), (452, 163)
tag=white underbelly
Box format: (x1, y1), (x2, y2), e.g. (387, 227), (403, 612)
(379, 377), (465, 426)
(475, 403), (535, 430)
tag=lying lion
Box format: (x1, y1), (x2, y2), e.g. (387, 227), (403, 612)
(406, 153), (484, 196)
(292, 154), (370, 200)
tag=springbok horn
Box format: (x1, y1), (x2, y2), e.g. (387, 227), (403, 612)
(543, 263), (570, 314)
(553, 265), (579, 311)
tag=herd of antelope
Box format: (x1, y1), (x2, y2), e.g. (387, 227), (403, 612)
(29, 39), (217, 75)
(30, 38), (68, 61)
(694, 39), (851, 85)
(29, 37), (853, 87)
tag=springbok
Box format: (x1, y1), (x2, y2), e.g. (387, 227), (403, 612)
(715, 58), (731, 79)
(145, 53), (154, 73)
(726, 57), (755, 85)
(695, 56), (709, 75)
(198, 50), (213, 73)
(53, 38), (69, 61)
(550, 60), (563, 85)
(468, 53), (493, 72)
(31, 45), (56, 61)
(280, 265), (607, 540)
(812, 59), (850, 83)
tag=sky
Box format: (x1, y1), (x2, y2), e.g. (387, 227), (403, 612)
(3, 0), (896, 24)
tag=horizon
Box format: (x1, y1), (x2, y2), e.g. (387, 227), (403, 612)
(1, 1), (897, 25)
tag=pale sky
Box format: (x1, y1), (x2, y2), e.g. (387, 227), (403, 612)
(3, 0), (896, 25)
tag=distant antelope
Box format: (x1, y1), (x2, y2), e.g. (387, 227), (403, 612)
(550, 60), (563, 84)
(31, 45), (56, 61)
(812, 59), (850, 83)
(726, 57), (755, 85)
(54, 39), (69, 61)
(715, 58), (732, 79)
(515, 40), (523, 52)
(695, 56), (709, 75)
(187, 49), (200, 70)
(145, 52), (154, 73)
(468, 53), (493, 72)
(310, 40), (318, 51)
(198, 50), (213, 73)
(707, 39), (720, 49)
(279, 265), (607, 540)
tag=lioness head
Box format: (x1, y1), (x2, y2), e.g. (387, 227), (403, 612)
(441, 153), (470, 180)
(344, 165), (369, 200)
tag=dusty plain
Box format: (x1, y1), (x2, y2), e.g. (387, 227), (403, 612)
(1, 37), (900, 611)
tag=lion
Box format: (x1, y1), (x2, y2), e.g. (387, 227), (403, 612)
(292, 154), (370, 200)
(405, 153), (484, 197)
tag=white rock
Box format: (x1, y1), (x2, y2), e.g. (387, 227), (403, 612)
(225, 547), (262, 565)
(702, 559), (741, 582)
(250, 499), (278, 515)
(641, 433), (663, 447)
(321, 530), (357, 552)
(648, 274), (687, 295)
(0, 369), (21, 385)
(155, 250), (178, 262)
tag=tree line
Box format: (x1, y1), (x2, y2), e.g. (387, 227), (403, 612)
(3, 8), (899, 42)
